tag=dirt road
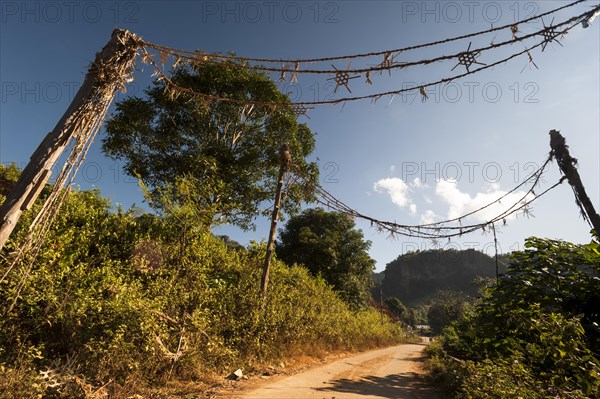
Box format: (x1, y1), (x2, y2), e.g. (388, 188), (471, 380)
(231, 339), (443, 399)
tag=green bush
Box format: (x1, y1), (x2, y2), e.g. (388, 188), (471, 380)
(0, 178), (403, 397)
(425, 237), (600, 398)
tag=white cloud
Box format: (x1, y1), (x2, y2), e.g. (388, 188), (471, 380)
(410, 177), (426, 189)
(373, 177), (531, 224)
(373, 178), (416, 213)
(420, 210), (437, 224)
(389, 164), (396, 172)
(435, 180), (534, 222)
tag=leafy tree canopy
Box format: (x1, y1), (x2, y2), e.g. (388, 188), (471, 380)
(475, 237), (600, 355)
(276, 208), (376, 309)
(0, 162), (21, 199)
(426, 290), (472, 334)
(103, 58), (318, 230)
(0, 171), (403, 398)
(384, 297), (417, 327)
(430, 237), (600, 398)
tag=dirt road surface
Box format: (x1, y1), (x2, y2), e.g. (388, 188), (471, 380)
(230, 339), (444, 399)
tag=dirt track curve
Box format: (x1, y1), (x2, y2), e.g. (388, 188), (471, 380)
(229, 339), (444, 399)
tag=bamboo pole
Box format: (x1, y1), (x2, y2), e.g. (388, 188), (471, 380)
(0, 29), (140, 250)
(549, 130), (600, 236)
(261, 144), (292, 294)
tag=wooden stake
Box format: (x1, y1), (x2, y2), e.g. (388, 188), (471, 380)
(261, 145), (292, 294)
(549, 130), (600, 236)
(0, 29), (139, 250)
(491, 223), (499, 284)
(380, 287), (385, 326)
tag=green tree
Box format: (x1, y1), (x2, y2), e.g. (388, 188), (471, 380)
(102, 58), (318, 230)
(0, 176), (403, 397)
(384, 297), (416, 327)
(427, 290), (471, 334)
(276, 208), (376, 309)
(427, 237), (600, 398)
(0, 163), (21, 199)
(471, 237), (600, 355)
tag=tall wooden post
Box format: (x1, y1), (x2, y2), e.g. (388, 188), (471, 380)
(261, 145), (292, 294)
(380, 287), (385, 326)
(491, 223), (499, 284)
(549, 130), (600, 236)
(0, 29), (140, 250)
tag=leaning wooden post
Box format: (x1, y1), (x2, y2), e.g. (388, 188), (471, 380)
(549, 130), (600, 236)
(261, 145), (292, 294)
(0, 29), (140, 250)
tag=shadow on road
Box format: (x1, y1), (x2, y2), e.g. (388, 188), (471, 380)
(315, 372), (442, 399)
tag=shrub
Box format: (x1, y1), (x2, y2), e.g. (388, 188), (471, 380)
(425, 237), (600, 398)
(1, 182), (403, 397)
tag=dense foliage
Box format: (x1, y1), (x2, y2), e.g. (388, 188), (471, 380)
(383, 297), (417, 327)
(0, 165), (402, 399)
(102, 59), (318, 230)
(426, 290), (473, 335)
(276, 208), (376, 309)
(426, 237), (600, 398)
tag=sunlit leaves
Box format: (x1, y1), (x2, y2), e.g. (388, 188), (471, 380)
(428, 236), (600, 397)
(103, 59), (318, 230)
(276, 208), (376, 309)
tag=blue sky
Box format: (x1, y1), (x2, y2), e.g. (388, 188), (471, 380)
(1, 1), (599, 271)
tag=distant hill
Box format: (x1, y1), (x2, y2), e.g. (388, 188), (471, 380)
(380, 249), (508, 306)
(372, 271), (385, 286)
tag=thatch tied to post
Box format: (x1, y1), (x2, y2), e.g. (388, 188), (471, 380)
(0, 29), (141, 312)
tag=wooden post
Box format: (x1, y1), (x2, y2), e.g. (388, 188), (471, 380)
(491, 223), (499, 284)
(380, 287), (385, 326)
(549, 130), (600, 236)
(0, 29), (140, 250)
(261, 145), (292, 294)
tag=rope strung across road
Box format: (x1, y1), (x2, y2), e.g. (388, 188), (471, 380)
(2, 0), (597, 277)
(291, 153), (566, 240)
(138, 2), (599, 111)
(142, 0), (590, 66)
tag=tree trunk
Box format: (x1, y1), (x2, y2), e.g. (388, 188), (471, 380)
(0, 29), (140, 250)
